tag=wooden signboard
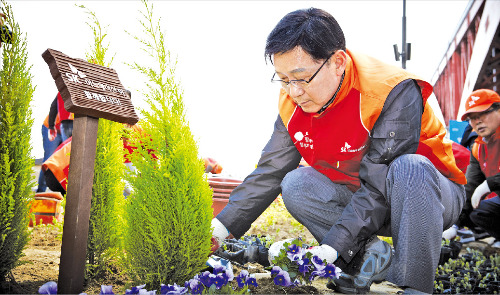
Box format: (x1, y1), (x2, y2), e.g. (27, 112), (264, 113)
(43, 48), (138, 294)
(42, 48), (139, 124)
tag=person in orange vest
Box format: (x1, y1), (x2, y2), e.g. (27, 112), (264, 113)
(42, 137), (71, 194)
(209, 8), (466, 294)
(36, 111), (62, 192)
(48, 92), (74, 142)
(443, 89), (500, 246)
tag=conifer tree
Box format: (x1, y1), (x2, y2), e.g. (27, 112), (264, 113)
(79, 6), (126, 279)
(0, 0), (34, 285)
(123, 0), (213, 287)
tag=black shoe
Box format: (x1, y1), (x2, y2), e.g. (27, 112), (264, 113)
(327, 237), (393, 294)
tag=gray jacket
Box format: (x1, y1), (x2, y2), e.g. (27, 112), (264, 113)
(217, 79), (423, 263)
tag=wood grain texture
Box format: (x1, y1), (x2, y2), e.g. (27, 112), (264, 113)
(42, 48), (139, 125)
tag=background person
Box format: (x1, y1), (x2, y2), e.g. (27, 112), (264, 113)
(36, 112), (62, 192)
(443, 89), (500, 246)
(48, 92), (73, 142)
(210, 8), (466, 294)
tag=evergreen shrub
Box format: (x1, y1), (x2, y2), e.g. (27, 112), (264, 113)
(0, 0), (35, 284)
(79, 6), (126, 279)
(123, 0), (213, 288)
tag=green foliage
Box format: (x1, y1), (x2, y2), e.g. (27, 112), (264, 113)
(0, 0), (35, 281)
(123, 0), (213, 288)
(79, 5), (125, 279)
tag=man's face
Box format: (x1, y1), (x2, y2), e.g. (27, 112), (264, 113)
(468, 106), (500, 139)
(273, 46), (345, 113)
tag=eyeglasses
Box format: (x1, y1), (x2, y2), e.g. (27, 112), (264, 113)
(271, 52), (334, 89)
(467, 106), (499, 121)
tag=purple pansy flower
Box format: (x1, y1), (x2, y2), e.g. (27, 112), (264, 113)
(323, 263), (341, 279)
(213, 265), (225, 275)
(311, 255), (326, 270)
(184, 278), (204, 295)
(126, 284), (147, 294)
(274, 270), (292, 287)
(236, 270), (249, 288)
(217, 271), (229, 286)
(310, 269), (326, 281)
(287, 243), (301, 255)
(39, 281), (57, 295)
(287, 246), (306, 262)
(198, 271), (213, 287)
(271, 265), (282, 276)
(159, 283), (186, 295)
(297, 257), (312, 276)
(99, 285), (114, 295)
(213, 274), (227, 289)
(246, 276), (258, 287)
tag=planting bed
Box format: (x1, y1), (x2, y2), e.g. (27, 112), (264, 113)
(2, 211), (402, 294)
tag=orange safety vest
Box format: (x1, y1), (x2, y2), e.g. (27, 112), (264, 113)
(279, 49), (466, 191)
(42, 137), (72, 191)
(471, 127), (500, 199)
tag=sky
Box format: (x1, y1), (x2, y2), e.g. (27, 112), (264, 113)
(8, 0), (470, 179)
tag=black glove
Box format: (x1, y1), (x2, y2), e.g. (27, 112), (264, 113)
(214, 236), (270, 267)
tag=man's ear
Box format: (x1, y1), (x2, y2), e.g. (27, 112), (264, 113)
(334, 50), (347, 75)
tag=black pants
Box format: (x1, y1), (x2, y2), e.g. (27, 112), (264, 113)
(470, 195), (500, 240)
(44, 169), (66, 195)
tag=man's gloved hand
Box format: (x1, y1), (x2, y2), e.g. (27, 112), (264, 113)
(472, 180), (490, 209)
(48, 128), (57, 141)
(210, 218), (229, 255)
(268, 238), (295, 263)
(306, 244), (338, 264)
(442, 224), (458, 240)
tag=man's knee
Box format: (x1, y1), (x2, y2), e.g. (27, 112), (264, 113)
(282, 167), (314, 195)
(387, 154), (438, 183)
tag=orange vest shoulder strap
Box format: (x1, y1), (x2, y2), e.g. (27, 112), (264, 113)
(472, 142), (480, 160)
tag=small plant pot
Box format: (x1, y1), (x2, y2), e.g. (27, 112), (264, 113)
(439, 246), (453, 265)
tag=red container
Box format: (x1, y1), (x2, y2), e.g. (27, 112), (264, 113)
(29, 192), (64, 226)
(209, 177), (242, 218)
(212, 198), (229, 218)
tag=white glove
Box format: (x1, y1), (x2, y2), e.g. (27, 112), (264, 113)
(306, 244), (338, 264)
(268, 238), (295, 264)
(472, 180), (490, 209)
(442, 224), (458, 240)
(211, 218), (229, 247)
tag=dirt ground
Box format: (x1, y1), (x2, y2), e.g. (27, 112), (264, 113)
(2, 214), (404, 295)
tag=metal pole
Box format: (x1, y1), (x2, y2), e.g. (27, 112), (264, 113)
(402, 0), (407, 69)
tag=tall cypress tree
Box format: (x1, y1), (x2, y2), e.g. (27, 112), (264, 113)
(79, 6), (126, 279)
(123, 0), (213, 288)
(0, 0), (34, 287)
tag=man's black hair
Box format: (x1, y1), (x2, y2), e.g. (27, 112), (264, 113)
(265, 8), (346, 63)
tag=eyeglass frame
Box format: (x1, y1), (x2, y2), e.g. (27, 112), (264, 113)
(466, 104), (500, 121)
(271, 52), (335, 89)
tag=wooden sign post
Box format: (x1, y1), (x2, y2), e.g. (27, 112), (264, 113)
(42, 48), (139, 294)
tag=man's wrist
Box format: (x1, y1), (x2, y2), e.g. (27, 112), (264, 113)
(211, 218), (229, 245)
